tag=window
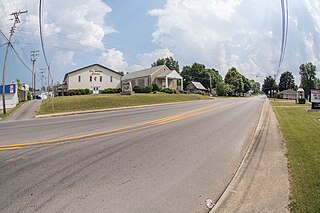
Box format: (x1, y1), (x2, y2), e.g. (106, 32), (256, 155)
(100, 76), (102, 82)
(90, 76), (92, 82)
(110, 76), (113, 82)
(78, 76), (81, 82)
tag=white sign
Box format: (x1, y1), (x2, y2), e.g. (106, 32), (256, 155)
(311, 89), (320, 103)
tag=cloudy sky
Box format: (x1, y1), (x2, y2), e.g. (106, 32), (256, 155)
(0, 0), (319, 87)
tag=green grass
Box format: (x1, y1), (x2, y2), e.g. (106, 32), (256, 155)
(39, 93), (211, 115)
(271, 99), (310, 107)
(0, 102), (25, 119)
(271, 101), (320, 212)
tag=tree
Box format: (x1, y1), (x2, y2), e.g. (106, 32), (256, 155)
(299, 62), (317, 97)
(224, 67), (248, 96)
(181, 63), (222, 90)
(216, 82), (235, 96)
(262, 76), (277, 96)
(315, 78), (320, 89)
(279, 71), (296, 91)
(151, 57), (179, 72)
(249, 80), (261, 94)
(16, 78), (21, 101)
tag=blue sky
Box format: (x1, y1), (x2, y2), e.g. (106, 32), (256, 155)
(0, 0), (319, 88)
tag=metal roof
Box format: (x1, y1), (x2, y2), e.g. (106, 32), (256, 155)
(122, 65), (165, 80)
(190, 81), (207, 90)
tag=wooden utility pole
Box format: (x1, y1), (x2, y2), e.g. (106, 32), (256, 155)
(1, 10), (27, 114)
(39, 69), (45, 94)
(30, 50), (39, 99)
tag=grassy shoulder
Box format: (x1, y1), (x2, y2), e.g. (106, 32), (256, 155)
(271, 100), (320, 212)
(39, 93), (211, 115)
(0, 102), (25, 119)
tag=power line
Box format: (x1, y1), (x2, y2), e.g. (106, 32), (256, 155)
(276, 0), (289, 79)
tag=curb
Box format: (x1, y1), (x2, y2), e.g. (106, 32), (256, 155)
(210, 99), (268, 212)
(36, 99), (213, 119)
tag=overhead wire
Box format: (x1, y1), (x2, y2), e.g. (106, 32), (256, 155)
(276, 0), (289, 79)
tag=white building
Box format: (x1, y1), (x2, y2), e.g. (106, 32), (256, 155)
(61, 64), (123, 95)
(0, 84), (19, 110)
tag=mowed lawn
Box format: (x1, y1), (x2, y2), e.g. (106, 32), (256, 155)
(271, 100), (320, 212)
(39, 93), (211, 114)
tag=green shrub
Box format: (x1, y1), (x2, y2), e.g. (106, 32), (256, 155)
(152, 84), (160, 92)
(298, 98), (306, 104)
(133, 86), (144, 93)
(101, 88), (121, 94)
(160, 88), (174, 94)
(144, 85), (153, 93)
(179, 90), (189, 94)
(67, 89), (90, 96)
(196, 90), (206, 95)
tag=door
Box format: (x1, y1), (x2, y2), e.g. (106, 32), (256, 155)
(93, 87), (99, 94)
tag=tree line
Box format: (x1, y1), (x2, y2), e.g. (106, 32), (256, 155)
(151, 57), (261, 96)
(262, 62), (320, 98)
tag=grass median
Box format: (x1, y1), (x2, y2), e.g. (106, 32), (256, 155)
(271, 100), (320, 212)
(39, 93), (211, 115)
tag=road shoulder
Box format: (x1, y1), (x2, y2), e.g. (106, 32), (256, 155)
(211, 101), (290, 212)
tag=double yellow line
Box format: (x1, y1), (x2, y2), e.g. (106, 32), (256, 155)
(0, 100), (240, 151)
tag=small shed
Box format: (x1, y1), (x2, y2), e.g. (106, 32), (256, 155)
(280, 89), (297, 100)
(185, 81), (208, 94)
(296, 88), (305, 102)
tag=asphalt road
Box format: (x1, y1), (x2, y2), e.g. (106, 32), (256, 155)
(0, 96), (265, 213)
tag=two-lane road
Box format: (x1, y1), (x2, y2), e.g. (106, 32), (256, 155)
(0, 96), (265, 212)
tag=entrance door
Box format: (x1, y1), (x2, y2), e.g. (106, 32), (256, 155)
(93, 87), (99, 94)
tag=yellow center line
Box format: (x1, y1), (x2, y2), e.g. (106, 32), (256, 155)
(0, 99), (242, 151)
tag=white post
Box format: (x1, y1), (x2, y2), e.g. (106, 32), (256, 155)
(165, 77), (168, 88)
(181, 78), (183, 90)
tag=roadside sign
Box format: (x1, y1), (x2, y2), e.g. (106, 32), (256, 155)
(310, 89), (320, 103)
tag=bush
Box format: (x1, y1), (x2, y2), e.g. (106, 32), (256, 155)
(178, 90), (189, 94)
(298, 98), (306, 104)
(152, 84), (160, 92)
(101, 88), (113, 94)
(144, 85), (153, 93)
(68, 89), (90, 96)
(196, 90), (206, 95)
(160, 88), (175, 94)
(133, 86), (144, 93)
(101, 88), (121, 94)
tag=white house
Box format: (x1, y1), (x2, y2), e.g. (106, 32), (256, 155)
(61, 64), (123, 95)
(122, 65), (183, 90)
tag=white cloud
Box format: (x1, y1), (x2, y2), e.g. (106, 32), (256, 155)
(133, 48), (174, 69)
(52, 51), (76, 70)
(149, 0), (320, 82)
(99, 48), (128, 71)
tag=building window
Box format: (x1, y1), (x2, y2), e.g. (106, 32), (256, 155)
(78, 76), (81, 82)
(100, 76), (102, 82)
(110, 76), (113, 82)
(90, 76), (92, 82)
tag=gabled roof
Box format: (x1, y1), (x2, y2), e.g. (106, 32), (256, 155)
(189, 81), (207, 90)
(122, 65), (166, 80)
(157, 70), (182, 79)
(280, 89), (296, 94)
(63, 64), (123, 82)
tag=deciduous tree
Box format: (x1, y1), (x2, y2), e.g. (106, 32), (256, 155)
(299, 62), (317, 97)
(151, 57), (179, 72)
(279, 71), (296, 91)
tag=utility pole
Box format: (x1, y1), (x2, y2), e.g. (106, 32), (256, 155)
(208, 72), (212, 96)
(39, 69), (45, 95)
(47, 65), (50, 95)
(1, 10), (27, 114)
(30, 50), (39, 99)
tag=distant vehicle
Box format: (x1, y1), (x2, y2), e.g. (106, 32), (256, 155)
(36, 95), (42, 99)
